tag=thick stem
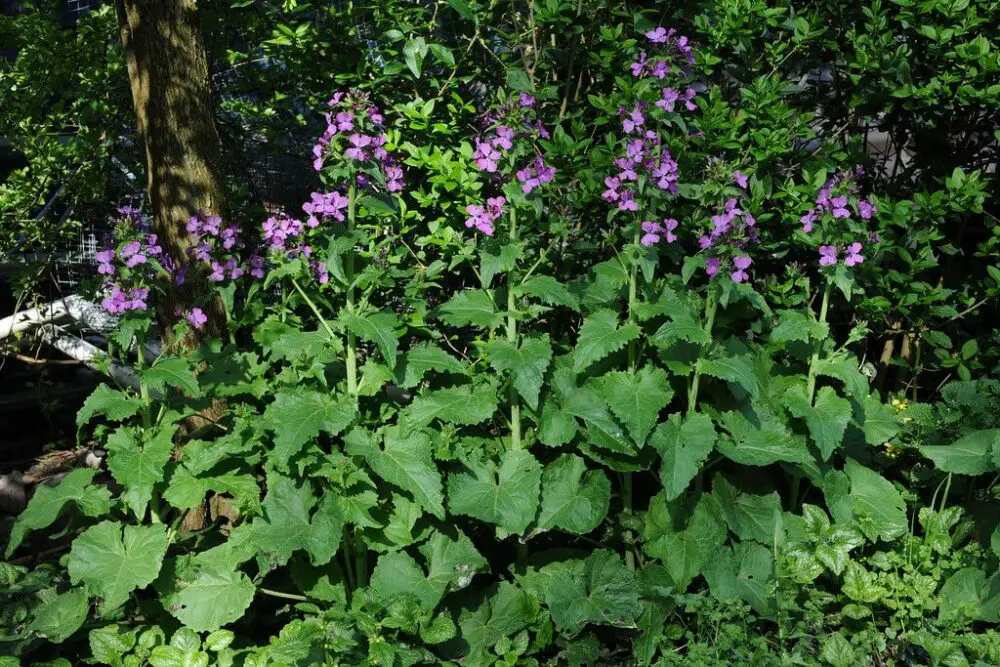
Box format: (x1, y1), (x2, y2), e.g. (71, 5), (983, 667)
(354, 532), (368, 589)
(627, 227), (640, 372)
(623, 473), (635, 570)
(806, 281), (832, 405)
(687, 284), (720, 415)
(507, 207), (522, 450)
(345, 182), (359, 396)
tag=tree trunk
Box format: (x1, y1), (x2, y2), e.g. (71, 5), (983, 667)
(115, 0), (225, 334)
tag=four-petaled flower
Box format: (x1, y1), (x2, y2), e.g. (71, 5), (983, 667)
(844, 242), (864, 266)
(186, 308), (208, 329)
(731, 255), (752, 283)
(819, 245), (838, 267)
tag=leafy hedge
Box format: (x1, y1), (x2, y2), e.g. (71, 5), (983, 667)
(2, 1), (1000, 666)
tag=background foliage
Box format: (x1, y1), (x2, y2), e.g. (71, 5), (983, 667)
(1, 0), (1000, 665)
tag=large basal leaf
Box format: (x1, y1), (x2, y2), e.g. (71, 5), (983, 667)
(340, 310), (401, 369)
(67, 521), (169, 613)
(844, 459), (907, 541)
(716, 409), (812, 466)
(651, 413), (716, 501)
(785, 385), (852, 461)
(418, 529), (488, 600)
(28, 587), (89, 644)
(534, 550), (639, 634)
(345, 426), (446, 520)
(651, 311), (710, 347)
(262, 389), (358, 469)
(922, 429), (1000, 475)
(162, 551), (256, 633)
(163, 466), (261, 515)
(642, 493), (726, 589)
(6, 468), (111, 557)
(514, 275), (580, 311)
(105, 425), (174, 519)
(533, 454), (610, 536)
(703, 542), (775, 616)
(480, 242), (521, 288)
(456, 582), (536, 662)
(370, 551), (440, 612)
(816, 355), (869, 399)
(486, 334), (553, 409)
(76, 384), (143, 428)
(250, 473), (344, 566)
(437, 289), (503, 329)
(572, 309), (640, 373)
(697, 354), (760, 400)
(597, 365), (674, 446)
(710, 475), (782, 545)
(448, 449), (542, 536)
(405, 382), (498, 426)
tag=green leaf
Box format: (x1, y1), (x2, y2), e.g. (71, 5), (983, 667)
(785, 385), (852, 460)
(642, 494), (726, 589)
(6, 468), (111, 557)
(403, 37), (427, 77)
(262, 389), (358, 469)
(370, 551), (439, 611)
(770, 310), (823, 344)
(486, 335), (553, 409)
(533, 454), (610, 535)
(67, 521), (169, 613)
(437, 289), (502, 329)
(480, 243), (521, 288)
(163, 467), (260, 515)
(395, 342), (467, 388)
(341, 311), (400, 369)
(29, 588), (89, 643)
(844, 459), (907, 541)
(89, 624), (138, 665)
(77, 385), (143, 428)
(405, 382), (498, 426)
(573, 309), (640, 373)
(703, 542), (775, 615)
(250, 473), (343, 566)
(428, 42), (455, 67)
(514, 275), (580, 311)
(651, 311), (710, 346)
(598, 365), (674, 446)
(345, 426), (446, 520)
(448, 450), (542, 535)
(716, 410), (812, 466)
(105, 426), (174, 519)
(162, 552), (256, 633)
(922, 429), (1000, 475)
(816, 355), (869, 398)
(697, 354), (760, 399)
(861, 394), (901, 445)
(651, 413), (716, 501)
(456, 582), (535, 662)
(534, 550), (639, 634)
(140, 357), (199, 397)
(711, 475), (782, 545)
(418, 529), (488, 598)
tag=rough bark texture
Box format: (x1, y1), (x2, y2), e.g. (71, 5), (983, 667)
(116, 0), (225, 335)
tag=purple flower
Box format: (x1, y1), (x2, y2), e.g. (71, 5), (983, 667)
(345, 134), (372, 160)
(731, 255), (752, 283)
(831, 196), (850, 218)
(465, 196), (507, 236)
(656, 87), (679, 112)
(663, 218), (678, 243)
(126, 252), (147, 268)
(602, 176), (621, 202)
(303, 191), (349, 226)
(844, 242), (864, 267)
(705, 257), (721, 277)
(248, 255), (266, 279)
(800, 209), (816, 233)
(96, 249), (115, 275)
(473, 140), (501, 172)
(630, 52), (648, 77)
(858, 200), (877, 219)
(208, 261), (226, 282)
(517, 157), (556, 194)
(650, 60), (669, 79)
(733, 170), (749, 189)
(186, 308), (207, 329)
(819, 245), (838, 267)
(335, 111), (354, 132)
(622, 106), (645, 134)
(146, 234), (162, 255)
(646, 26), (668, 43)
(640, 221), (661, 246)
(120, 241), (141, 259)
(618, 190), (639, 212)
(519, 92), (535, 107)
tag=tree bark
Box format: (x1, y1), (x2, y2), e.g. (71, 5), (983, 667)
(115, 0), (225, 334)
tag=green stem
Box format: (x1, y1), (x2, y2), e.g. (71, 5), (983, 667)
(354, 531), (368, 589)
(507, 207), (522, 451)
(345, 182), (359, 396)
(623, 473), (635, 570)
(623, 227), (640, 570)
(258, 588), (310, 603)
(805, 281), (832, 405)
(290, 278), (336, 341)
(687, 284), (720, 415)
(627, 227), (640, 372)
(136, 334), (151, 430)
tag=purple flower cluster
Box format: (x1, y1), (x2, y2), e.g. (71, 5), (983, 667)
(95, 209), (167, 314)
(632, 26), (695, 82)
(640, 218), (678, 246)
(602, 136), (680, 212)
(516, 157), (556, 193)
(101, 286), (149, 314)
(302, 191), (349, 227)
(187, 213), (263, 282)
(697, 198), (759, 282)
(819, 242), (864, 267)
(313, 90), (405, 193)
(465, 197), (507, 236)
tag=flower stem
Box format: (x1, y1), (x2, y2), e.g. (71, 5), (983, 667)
(258, 587), (310, 603)
(290, 278), (336, 341)
(624, 227), (640, 570)
(623, 473), (635, 570)
(806, 281), (832, 405)
(345, 182), (359, 396)
(687, 284), (720, 415)
(354, 531), (368, 588)
(507, 206), (522, 451)
(627, 226), (640, 372)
